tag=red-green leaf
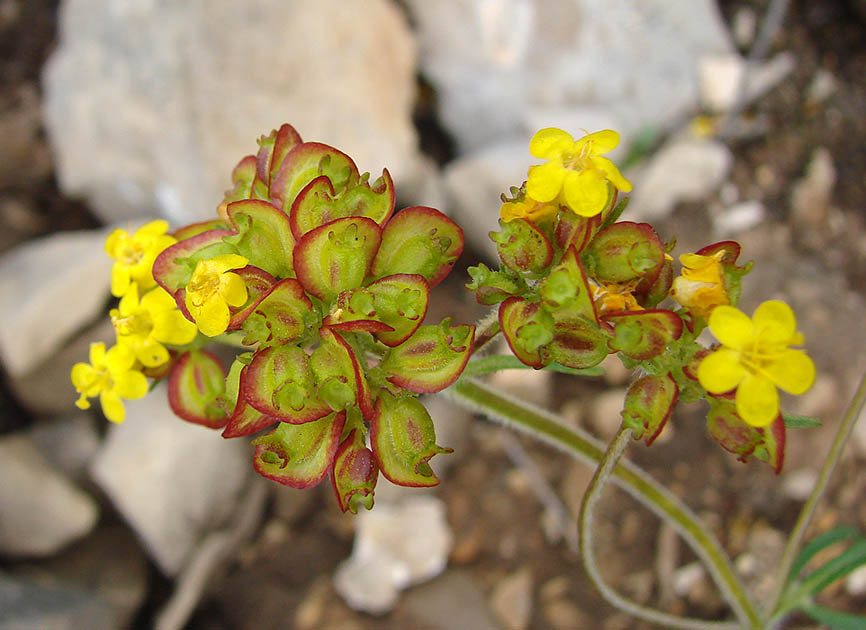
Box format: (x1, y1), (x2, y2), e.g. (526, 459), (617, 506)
(243, 345), (331, 424)
(290, 170), (395, 239)
(325, 274), (429, 347)
(222, 155), (257, 205)
(310, 327), (373, 419)
(270, 142), (360, 214)
(172, 219), (231, 241)
(167, 350), (229, 428)
(706, 396), (786, 473)
(622, 373), (679, 445)
(539, 246), (598, 322)
(555, 211), (600, 252)
(331, 428), (378, 513)
(584, 221), (665, 284)
(491, 218), (553, 273)
(240, 278), (312, 346)
(604, 309), (683, 360)
(255, 124), (303, 192)
(221, 364), (279, 438)
(293, 216), (382, 301)
(499, 297), (554, 369)
(153, 228), (238, 297)
(370, 391), (452, 487)
(224, 199), (296, 278)
(380, 319), (475, 393)
(371, 206), (463, 288)
(545, 314), (611, 370)
(252, 412), (346, 488)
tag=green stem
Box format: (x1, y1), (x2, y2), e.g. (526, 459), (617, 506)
(446, 377), (762, 629)
(766, 369), (866, 619)
(579, 426), (741, 630)
(469, 310), (502, 358)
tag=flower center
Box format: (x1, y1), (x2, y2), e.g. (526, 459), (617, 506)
(187, 270), (221, 306)
(561, 141), (594, 171)
(118, 239), (145, 266)
(112, 312), (153, 338)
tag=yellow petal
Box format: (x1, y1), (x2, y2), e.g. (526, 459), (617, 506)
(209, 253), (249, 274)
(196, 298), (231, 337)
(152, 310), (198, 345)
(100, 391), (126, 423)
(562, 170), (608, 217)
(118, 283), (140, 314)
(89, 342), (107, 366)
(529, 128), (574, 159)
(576, 129), (620, 155)
(527, 161), (566, 203)
(114, 369), (148, 399)
(735, 373), (779, 427)
(698, 348), (745, 393)
(106, 344), (136, 372)
(221, 272), (248, 307)
(592, 156), (632, 192)
(766, 349), (815, 395)
(752, 300), (797, 344)
(135, 219), (169, 237)
(104, 228), (127, 257)
(136, 340), (170, 368)
(111, 264), (131, 298)
(71, 363), (99, 395)
(708, 305), (753, 349)
(140, 286), (177, 313)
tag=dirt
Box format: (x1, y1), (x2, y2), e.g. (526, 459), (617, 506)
(0, 0), (864, 628)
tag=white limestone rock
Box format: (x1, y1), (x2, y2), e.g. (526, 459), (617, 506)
(0, 229), (111, 377)
(43, 0), (421, 225)
(89, 384), (249, 575)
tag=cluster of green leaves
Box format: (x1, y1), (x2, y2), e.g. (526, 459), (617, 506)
(150, 125), (474, 512)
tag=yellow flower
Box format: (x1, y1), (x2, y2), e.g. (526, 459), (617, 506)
(590, 279), (643, 315)
(111, 285), (198, 367)
(670, 250), (729, 319)
(500, 195), (559, 223)
(526, 128), (632, 218)
(71, 343), (148, 423)
(698, 301), (815, 427)
(184, 254), (249, 337)
(105, 220), (176, 297)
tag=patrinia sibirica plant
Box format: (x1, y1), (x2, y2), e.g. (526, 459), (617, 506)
(72, 124), (866, 629)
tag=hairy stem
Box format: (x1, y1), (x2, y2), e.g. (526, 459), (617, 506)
(469, 309), (502, 358)
(446, 377), (762, 629)
(579, 426), (742, 630)
(767, 368), (866, 618)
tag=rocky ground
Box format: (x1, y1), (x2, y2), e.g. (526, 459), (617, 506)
(1, 1), (865, 629)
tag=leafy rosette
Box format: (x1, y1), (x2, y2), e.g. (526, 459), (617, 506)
(149, 125), (473, 513)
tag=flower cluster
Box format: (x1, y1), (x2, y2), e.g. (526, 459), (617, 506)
(468, 127), (816, 471)
(73, 124), (473, 512)
(72, 220), (195, 422)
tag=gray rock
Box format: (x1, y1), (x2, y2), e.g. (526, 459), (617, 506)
(334, 495), (453, 614)
(489, 567), (533, 630)
(698, 52), (796, 114)
(43, 0), (421, 225)
(0, 230), (111, 377)
(628, 137), (733, 220)
(89, 383), (249, 575)
(406, 0), (733, 153)
(713, 199), (766, 235)
(402, 570), (500, 630)
(12, 526), (148, 629)
(27, 415), (101, 482)
(0, 434), (99, 557)
(0, 572), (116, 630)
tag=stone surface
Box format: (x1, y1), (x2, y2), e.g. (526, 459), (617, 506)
(89, 383), (249, 575)
(0, 572), (116, 630)
(713, 199), (766, 235)
(0, 229), (111, 377)
(0, 434), (99, 557)
(406, 0), (733, 153)
(790, 147), (836, 236)
(489, 567), (533, 630)
(628, 137), (733, 220)
(402, 570), (500, 630)
(27, 415), (100, 481)
(487, 367), (554, 410)
(43, 0), (421, 225)
(698, 52), (796, 113)
(334, 495), (453, 614)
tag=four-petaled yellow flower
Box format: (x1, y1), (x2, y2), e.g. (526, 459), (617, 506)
(111, 285), (198, 367)
(184, 254), (249, 337)
(698, 301), (815, 427)
(500, 195), (560, 223)
(670, 250), (729, 319)
(71, 343), (148, 423)
(105, 220), (176, 297)
(527, 128), (632, 218)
